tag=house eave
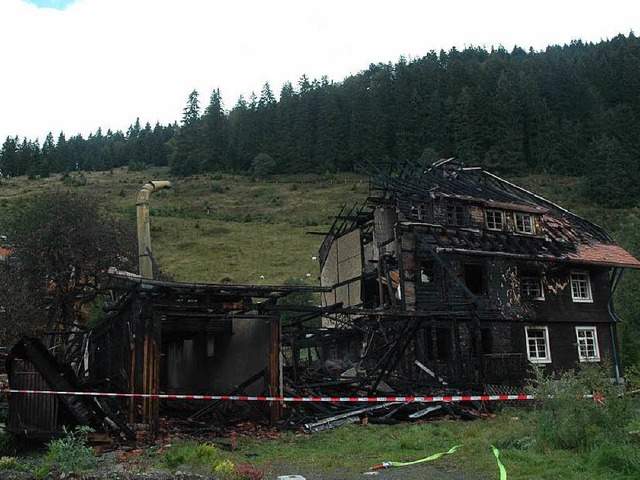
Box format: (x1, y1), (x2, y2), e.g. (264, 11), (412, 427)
(432, 246), (640, 269)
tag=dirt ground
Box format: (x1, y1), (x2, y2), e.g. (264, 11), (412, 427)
(271, 463), (490, 480)
(0, 448), (491, 480)
(0, 466), (489, 480)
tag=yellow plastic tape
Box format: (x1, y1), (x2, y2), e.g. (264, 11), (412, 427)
(370, 444), (462, 470)
(491, 445), (507, 480)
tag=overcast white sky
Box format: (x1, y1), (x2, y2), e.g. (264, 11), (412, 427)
(1, 0), (638, 143)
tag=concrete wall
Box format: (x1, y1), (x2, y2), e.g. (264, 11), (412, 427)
(321, 228), (363, 309)
(163, 319), (270, 395)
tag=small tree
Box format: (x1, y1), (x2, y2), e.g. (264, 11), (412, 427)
(250, 153), (276, 179)
(0, 191), (135, 341)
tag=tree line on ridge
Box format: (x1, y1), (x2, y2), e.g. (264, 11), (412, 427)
(1, 33), (639, 206)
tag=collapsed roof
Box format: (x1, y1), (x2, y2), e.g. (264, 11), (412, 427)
(358, 158), (640, 269)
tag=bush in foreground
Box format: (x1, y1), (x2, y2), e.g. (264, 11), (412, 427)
(36, 426), (96, 478)
(529, 362), (640, 475)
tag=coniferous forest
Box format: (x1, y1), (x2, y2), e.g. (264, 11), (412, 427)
(2, 33), (640, 206)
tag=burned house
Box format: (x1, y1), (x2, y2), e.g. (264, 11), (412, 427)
(6, 166), (640, 439)
(318, 159), (640, 389)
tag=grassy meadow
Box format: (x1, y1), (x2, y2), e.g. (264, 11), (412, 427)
(0, 167), (369, 284)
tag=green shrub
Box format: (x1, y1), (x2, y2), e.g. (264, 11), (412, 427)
(250, 153), (276, 179)
(163, 441), (234, 478)
(128, 160), (146, 172)
(530, 362), (632, 452)
(0, 431), (13, 456)
(0, 456), (20, 470)
(36, 426), (96, 477)
(210, 182), (225, 193)
(61, 172), (87, 187)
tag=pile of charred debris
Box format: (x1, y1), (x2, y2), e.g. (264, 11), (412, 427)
(279, 315), (521, 433)
(2, 309), (519, 443)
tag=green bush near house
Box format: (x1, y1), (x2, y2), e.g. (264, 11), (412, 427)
(530, 362), (633, 452)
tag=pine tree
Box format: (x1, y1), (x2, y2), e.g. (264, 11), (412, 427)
(0, 136), (19, 177)
(202, 88), (229, 171)
(170, 90), (206, 175)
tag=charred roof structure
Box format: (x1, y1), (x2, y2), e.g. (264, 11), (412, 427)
(313, 158), (640, 396)
(6, 268), (329, 439)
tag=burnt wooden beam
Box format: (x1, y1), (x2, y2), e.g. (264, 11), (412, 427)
(269, 316), (282, 424)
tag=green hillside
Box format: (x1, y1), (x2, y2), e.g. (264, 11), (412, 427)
(0, 167), (369, 284)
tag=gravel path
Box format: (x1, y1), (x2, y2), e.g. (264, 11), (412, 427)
(0, 464), (490, 479)
(272, 462), (490, 480)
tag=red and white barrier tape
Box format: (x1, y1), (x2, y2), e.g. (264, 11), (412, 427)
(1, 388), (537, 403)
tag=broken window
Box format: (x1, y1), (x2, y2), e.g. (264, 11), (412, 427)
(575, 327), (600, 362)
(520, 274), (544, 300)
(418, 204), (430, 221)
(419, 262), (435, 284)
(485, 209), (504, 230)
(514, 212), (534, 234)
(463, 263), (486, 295)
(570, 271), (593, 302)
(525, 326), (551, 363)
(446, 204), (465, 226)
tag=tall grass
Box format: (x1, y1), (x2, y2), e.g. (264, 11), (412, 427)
(528, 362), (640, 476)
(35, 426), (96, 478)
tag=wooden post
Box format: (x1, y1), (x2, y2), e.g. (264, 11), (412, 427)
(268, 316), (282, 424)
(141, 312), (160, 435)
(128, 322), (136, 424)
(129, 301), (161, 435)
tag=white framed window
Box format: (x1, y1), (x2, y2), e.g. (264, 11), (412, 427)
(576, 327), (600, 362)
(570, 271), (593, 302)
(485, 209), (504, 230)
(514, 212), (534, 234)
(525, 326), (551, 363)
(521, 276), (544, 300)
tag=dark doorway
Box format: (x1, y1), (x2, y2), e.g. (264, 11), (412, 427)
(463, 264), (486, 295)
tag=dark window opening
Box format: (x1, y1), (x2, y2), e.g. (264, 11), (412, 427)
(363, 276), (380, 308)
(463, 264), (486, 295)
(435, 327), (452, 360)
(446, 204), (465, 226)
(481, 328), (493, 354)
(418, 204), (430, 221)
